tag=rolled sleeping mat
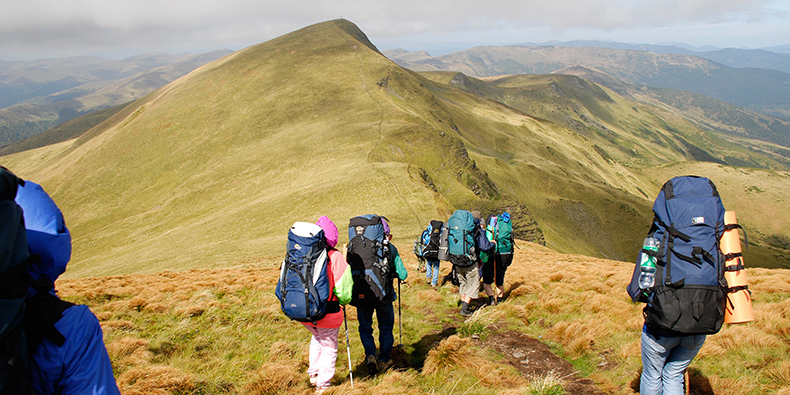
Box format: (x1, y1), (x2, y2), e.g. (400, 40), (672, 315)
(721, 211), (754, 324)
(437, 224), (449, 261)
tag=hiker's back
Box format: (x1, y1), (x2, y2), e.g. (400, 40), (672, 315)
(276, 222), (333, 323)
(447, 210), (476, 267)
(630, 175), (727, 336)
(0, 168), (33, 394)
(495, 213), (513, 255)
(12, 176), (121, 395)
(347, 215), (392, 306)
(421, 220), (443, 260)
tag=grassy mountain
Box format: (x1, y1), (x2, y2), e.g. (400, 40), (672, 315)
(387, 46), (790, 120)
(0, 50), (232, 147)
(2, 19), (789, 279)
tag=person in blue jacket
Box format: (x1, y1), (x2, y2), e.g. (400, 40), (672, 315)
(15, 179), (121, 395)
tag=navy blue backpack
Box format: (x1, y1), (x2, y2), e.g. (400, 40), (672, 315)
(276, 222), (333, 323)
(628, 176), (727, 336)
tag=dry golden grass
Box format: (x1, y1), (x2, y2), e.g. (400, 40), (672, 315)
(50, 241), (790, 394)
(242, 362), (302, 395)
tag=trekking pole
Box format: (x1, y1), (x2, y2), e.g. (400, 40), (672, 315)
(397, 278), (403, 348)
(343, 306), (354, 388)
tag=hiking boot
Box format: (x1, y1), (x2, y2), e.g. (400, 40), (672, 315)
(378, 358), (394, 371)
(460, 302), (473, 316)
(487, 295), (497, 306)
(366, 355), (379, 374)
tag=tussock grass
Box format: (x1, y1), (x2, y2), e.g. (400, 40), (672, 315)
(48, 241), (790, 394)
(527, 373), (566, 395)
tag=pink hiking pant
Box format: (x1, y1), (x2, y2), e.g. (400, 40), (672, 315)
(304, 325), (340, 389)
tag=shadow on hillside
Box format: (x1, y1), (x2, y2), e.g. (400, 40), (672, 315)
(629, 367), (715, 394)
(350, 326), (458, 377)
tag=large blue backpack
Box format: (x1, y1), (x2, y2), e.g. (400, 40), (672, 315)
(634, 176), (727, 336)
(447, 209), (476, 267)
(276, 222), (333, 323)
(347, 215), (391, 306)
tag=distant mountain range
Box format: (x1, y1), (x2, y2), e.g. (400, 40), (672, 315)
(0, 50), (232, 147)
(385, 44), (790, 121)
(514, 40), (790, 72)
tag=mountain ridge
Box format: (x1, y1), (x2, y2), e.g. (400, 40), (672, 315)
(386, 45), (790, 120)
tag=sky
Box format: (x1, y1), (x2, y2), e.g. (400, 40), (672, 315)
(1, 0), (789, 61)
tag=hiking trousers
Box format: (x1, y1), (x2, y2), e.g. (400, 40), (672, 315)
(456, 264), (480, 299)
(304, 325), (340, 389)
(640, 325), (706, 395)
(356, 302), (395, 362)
(425, 260), (440, 286)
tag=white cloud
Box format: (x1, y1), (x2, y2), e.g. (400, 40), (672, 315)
(0, 0), (787, 60)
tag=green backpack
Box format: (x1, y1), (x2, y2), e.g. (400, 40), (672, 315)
(495, 213), (513, 255)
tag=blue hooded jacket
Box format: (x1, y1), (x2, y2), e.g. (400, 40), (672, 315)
(15, 181), (120, 395)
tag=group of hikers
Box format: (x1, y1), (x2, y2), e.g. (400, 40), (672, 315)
(275, 209), (514, 392)
(277, 175), (750, 395)
(2, 164), (749, 395)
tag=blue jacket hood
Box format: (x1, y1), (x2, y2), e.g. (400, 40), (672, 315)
(15, 181), (71, 283)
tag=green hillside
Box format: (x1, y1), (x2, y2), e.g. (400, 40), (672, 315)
(2, 19), (789, 278)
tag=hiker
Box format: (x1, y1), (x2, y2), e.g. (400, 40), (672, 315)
(627, 176), (728, 395)
(412, 235), (426, 273)
(422, 219), (443, 288)
(448, 210), (494, 317)
(1, 169), (121, 395)
(347, 216), (408, 373)
(482, 213), (514, 305)
(301, 216), (353, 393)
(471, 211), (497, 308)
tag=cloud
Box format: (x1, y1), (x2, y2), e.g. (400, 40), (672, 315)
(0, 0), (787, 60)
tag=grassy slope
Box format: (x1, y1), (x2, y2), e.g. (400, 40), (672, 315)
(55, 242), (790, 394)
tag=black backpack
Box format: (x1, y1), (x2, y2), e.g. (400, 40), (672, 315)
(421, 220), (443, 260)
(347, 215), (392, 306)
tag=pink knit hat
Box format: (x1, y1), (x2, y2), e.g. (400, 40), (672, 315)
(315, 216), (339, 248)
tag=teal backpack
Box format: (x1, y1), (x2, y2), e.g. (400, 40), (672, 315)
(447, 209), (476, 267)
(495, 213), (513, 255)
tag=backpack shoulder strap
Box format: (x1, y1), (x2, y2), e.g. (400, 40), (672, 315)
(23, 282), (76, 352)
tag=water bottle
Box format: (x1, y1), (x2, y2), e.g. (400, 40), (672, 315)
(639, 237), (658, 289)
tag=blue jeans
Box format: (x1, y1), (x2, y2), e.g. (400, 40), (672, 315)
(425, 260), (440, 286)
(640, 326), (706, 395)
(356, 302), (395, 362)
